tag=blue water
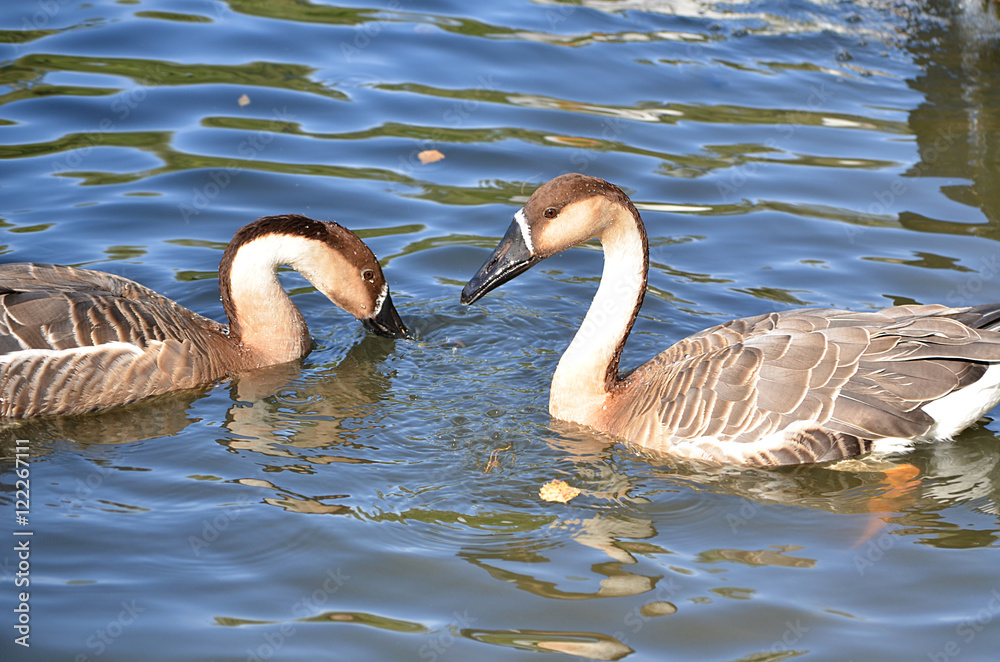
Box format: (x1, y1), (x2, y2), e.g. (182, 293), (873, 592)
(3, 1), (1000, 660)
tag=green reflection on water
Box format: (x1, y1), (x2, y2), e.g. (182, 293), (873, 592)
(133, 11), (213, 23)
(0, 53), (345, 99)
(226, 0), (518, 41)
(103, 245), (148, 261)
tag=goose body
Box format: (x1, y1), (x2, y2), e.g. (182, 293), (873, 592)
(0, 214), (408, 418)
(462, 174), (1000, 466)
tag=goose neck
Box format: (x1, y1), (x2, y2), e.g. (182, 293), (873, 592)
(550, 204), (648, 421)
(221, 235), (312, 367)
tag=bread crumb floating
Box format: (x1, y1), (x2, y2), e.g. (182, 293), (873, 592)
(539, 479), (580, 503)
(418, 149), (445, 164)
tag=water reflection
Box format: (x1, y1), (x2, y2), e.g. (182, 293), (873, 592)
(0, 333), (400, 470)
(0, 386), (207, 448)
(461, 515), (660, 600)
(698, 545), (816, 569)
(905, 0), (1000, 234)
(464, 628), (634, 660)
(221, 334), (400, 465)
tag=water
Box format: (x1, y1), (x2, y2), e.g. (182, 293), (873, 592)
(2, 1), (1000, 660)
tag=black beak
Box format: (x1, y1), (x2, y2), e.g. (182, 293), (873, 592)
(461, 219), (540, 305)
(362, 292), (410, 339)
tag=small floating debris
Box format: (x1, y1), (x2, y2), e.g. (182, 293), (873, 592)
(539, 479), (581, 503)
(484, 443), (511, 474)
(238, 93), (251, 107)
(418, 149), (445, 164)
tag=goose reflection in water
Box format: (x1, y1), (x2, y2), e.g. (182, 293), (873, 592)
(0, 331), (402, 502)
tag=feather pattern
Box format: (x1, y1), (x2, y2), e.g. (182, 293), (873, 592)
(607, 304), (1000, 464)
(461, 174), (1000, 466)
(0, 264), (234, 417)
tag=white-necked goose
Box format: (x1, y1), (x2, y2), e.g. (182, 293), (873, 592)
(0, 214), (408, 418)
(462, 173), (1000, 466)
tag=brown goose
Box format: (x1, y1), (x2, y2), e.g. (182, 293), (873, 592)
(0, 214), (408, 418)
(462, 173), (1000, 466)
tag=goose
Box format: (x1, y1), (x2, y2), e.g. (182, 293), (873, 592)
(461, 173), (1000, 466)
(0, 213), (408, 418)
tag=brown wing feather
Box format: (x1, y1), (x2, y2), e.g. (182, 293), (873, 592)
(0, 263), (227, 351)
(606, 304), (1000, 465)
(0, 339), (214, 417)
(0, 264), (238, 417)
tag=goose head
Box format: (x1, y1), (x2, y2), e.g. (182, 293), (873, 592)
(220, 215), (408, 360)
(462, 173), (640, 305)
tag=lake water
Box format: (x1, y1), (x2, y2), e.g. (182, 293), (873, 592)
(3, 1), (1000, 660)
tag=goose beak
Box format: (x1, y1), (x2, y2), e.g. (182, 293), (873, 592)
(362, 292), (410, 339)
(461, 219), (539, 305)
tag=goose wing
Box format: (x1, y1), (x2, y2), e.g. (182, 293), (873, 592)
(0, 264), (230, 417)
(613, 304), (1000, 465)
(0, 263), (225, 351)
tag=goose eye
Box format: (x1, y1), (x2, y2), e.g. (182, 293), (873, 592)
(543, 207), (558, 219)
(361, 268), (375, 282)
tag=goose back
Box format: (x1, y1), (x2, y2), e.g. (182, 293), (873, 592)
(606, 304), (1000, 465)
(0, 263), (236, 417)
